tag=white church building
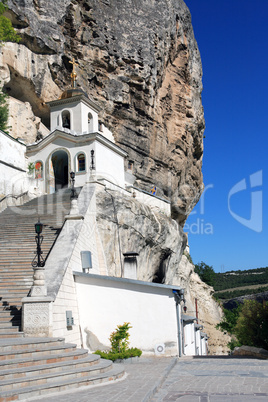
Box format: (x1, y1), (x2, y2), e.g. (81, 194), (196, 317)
(0, 74), (207, 357)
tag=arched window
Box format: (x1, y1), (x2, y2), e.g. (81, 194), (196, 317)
(88, 113), (93, 132)
(62, 110), (71, 129)
(77, 153), (86, 172)
(35, 161), (43, 179)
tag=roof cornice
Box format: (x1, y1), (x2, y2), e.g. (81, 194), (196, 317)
(46, 94), (102, 113)
(26, 130), (127, 158)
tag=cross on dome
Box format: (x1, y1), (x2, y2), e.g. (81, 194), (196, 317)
(69, 58), (79, 88)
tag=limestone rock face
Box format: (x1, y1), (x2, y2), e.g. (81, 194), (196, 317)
(7, 97), (49, 143)
(5, 0), (204, 223)
(166, 255), (231, 355)
(96, 188), (186, 282)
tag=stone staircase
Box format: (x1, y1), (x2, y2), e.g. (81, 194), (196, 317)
(0, 189), (125, 400)
(0, 189), (75, 336)
(0, 337), (124, 401)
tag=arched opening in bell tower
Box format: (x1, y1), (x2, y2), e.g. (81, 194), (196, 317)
(51, 150), (69, 191)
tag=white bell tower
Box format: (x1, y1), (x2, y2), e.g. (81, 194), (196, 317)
(47, 59), (101, 135)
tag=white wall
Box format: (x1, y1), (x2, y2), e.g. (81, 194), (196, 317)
(68, 186), (108, 276)
(195, 328), (202, 355)
(0, 131), (32, 204)
(50, 100), (99, 134)
(130, 187), (171, 216)
(95, 141), (125, 188)
(183, 322), (196, 356)
(0, 130), (26, 169)
(74, 274), (180, 356)
(52, 263), (82, 346)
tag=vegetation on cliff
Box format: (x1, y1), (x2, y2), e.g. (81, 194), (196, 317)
(194, 262), (268, 294)
(0, 0), (20, 44)
(217, 300), (268, 351)
(0, 0), (20, 131)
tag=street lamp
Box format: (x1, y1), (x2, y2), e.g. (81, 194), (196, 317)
(90, 150), (95, 170)
(70, 171), (77, 199)
(32, 219), (45, 268)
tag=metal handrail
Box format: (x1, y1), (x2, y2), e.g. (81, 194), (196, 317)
(0, 191), (28, 204)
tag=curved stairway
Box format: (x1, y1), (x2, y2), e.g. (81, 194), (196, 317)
(0, 189), (125, 400)
(0, 337), (124, 401)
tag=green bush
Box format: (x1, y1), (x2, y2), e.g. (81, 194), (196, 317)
(195, 261), (216, 287)
(94, 347), (142, 362)
(216, 300), (268, 351)
(109, 322), (131, 353)
(235, 300), (268, 350)
(94, 322), (142, 361)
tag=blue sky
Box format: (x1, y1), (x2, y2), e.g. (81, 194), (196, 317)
(183, 0), (268, 272)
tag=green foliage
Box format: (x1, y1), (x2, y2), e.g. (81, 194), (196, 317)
(195, 261), (215, 287)
(0, 1), (20, 131)
(94, 322), (142, 361)
(216, 300), (268, 351)
(0, 88), (8, 131)
(213, 267), (268, 292)
(183, 251), (193, 265)
(216, 304), (241, 334)
(28, 162), (35, 173)
(227, 338), (241, 351)
(214, 285), (268, 300)
(235, 300), (268, 350)
(94, 347), (142, 362)
(109, 322), (131, 353)
(0, 1), (20, 44)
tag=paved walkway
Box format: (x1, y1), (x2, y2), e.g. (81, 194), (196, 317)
(26, 356), (268, 402)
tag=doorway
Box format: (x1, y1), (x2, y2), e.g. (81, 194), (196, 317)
(51, 150), (69, 191)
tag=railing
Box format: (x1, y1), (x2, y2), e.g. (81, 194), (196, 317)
(0, 191), (28, 204)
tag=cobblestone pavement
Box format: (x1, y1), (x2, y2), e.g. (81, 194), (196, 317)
(27, 357), (176, 402)
(26, 356), (268, 402)
(152, 356), (268, 402)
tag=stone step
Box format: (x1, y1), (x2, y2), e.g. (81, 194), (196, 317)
(0, 332), (24, 339)
(0, 337), (65, 352)
(0, 326), (20, 333)
(0, 321), (19, 328)
(0, 354), (100, 381)
(0, 348), (89, 370)
(0, 365), (124, 402)
(0, 358), (113, 391)
(1, 293), (28, 300)
(0, 342), (77, 361)
(0, 287), (30, 293)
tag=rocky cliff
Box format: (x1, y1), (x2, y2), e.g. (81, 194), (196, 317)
(3, 0), (204, 224)
(0, 1), (228, 353)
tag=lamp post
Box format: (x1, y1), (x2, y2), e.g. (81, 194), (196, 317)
(90, 149), (95, 170)
(32, 220), (45, 268)
(70, 171), (77, 199)
(31, 219), (46, 296)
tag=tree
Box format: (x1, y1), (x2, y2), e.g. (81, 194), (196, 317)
(0, 0), (20, 44)
(216, 304), (241, 334)
(0, 89), (8, 131)
(235, 300), (268, 350)
(216, 300), (268, 351)
(195, 261), (216, 287)
(0, 0), (20, 131)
